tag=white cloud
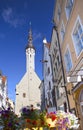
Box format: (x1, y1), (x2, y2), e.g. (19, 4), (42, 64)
(2, 7), (25, 28)
(33, 32), (42, 41)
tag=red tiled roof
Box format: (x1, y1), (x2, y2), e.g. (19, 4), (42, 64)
(44, 43), (51, 49)
(2, 76), (6, 84)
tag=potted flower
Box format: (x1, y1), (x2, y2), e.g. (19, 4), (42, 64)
(0, 108), (21, 130)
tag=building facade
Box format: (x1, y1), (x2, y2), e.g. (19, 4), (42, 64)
(53, 0), (83, 129)
(42, 38), (56, 112)
(6, 97), (15, 111)
(0, 71), (7, 110)
(15, 28), (41, 116)
(39, 80), (45, 111)
(50, 26), (69, 112)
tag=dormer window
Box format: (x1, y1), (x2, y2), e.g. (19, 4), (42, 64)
(57, 4), (61, 22)
(60, 21), (65, 42)
(65, 0), (74, 20)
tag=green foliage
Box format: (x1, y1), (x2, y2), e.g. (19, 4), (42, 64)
(21, 107), (40, 120)
(0, 108), (21, 130)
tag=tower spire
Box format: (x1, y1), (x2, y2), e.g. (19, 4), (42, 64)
(26, 22), (35, 50)
(26, 23), (35, 71)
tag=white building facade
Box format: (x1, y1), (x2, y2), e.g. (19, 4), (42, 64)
(43, 39), (56, 112)
(15, 28), (41, 116)
(0, 71), (7, 110)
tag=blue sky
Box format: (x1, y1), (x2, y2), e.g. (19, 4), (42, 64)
(0, 0), (55, 102)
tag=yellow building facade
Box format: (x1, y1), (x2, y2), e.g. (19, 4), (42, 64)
(53, 0), (83, 129)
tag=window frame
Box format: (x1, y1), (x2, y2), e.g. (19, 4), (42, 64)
(23, 93), (26, 98)
(57, 3), (61, 22)
(64, 46), (73, 72)
(60, 21), (65, 43)
(71, 16), (83, 57)
(65, 0), (74, 20)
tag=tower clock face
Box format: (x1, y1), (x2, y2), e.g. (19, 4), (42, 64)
(31, 49), (35, 53)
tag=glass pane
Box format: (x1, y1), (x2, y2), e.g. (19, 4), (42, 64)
(75, 32), (79, 40)
(81, 34), (83, 44)
(69, 0), (73, 6)
(78, 40), (82, 50)
(78, 24), (82, 35)
(64, 50), (72, 72)
(77, 40), (83, 55)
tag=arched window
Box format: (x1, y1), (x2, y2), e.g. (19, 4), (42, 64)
(80, 90), (83, 115)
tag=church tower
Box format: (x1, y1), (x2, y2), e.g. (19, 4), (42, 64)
(26, 28), (35, 71)
(15, 26), (41, 116)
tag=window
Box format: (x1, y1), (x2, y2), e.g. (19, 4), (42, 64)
(72, 17), (83, 56)
(52, 88), (56, 106)
(65, 0), (74, 20)
(60, 22), (65, 42)
(54, 67), (56, 77)
(23, 93), (26, 98)
(48, 91), (51, 100)
(55, 41), (58, 47)
(57, 4), (61, 22)
(57, 55), (60, 66)
(53, 53), (55, 62)
(59, 104), (64, 111)
(49, 81), (51, 90)
(55, 62), (58, 70)
(64, 48), (72, 72)
(48, 67), (50, 74)
(64, 102), (67, 112)
(56, 87), (59, 99)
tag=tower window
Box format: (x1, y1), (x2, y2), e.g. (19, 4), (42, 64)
(30, 54), (31, 57)
(23, 93), (26, 98)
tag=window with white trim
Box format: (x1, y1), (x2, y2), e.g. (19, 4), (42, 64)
(72, 17), (83, 56)
(65, 0), (74, 20)
(64, 48), (72, 72)
(60, 22), (65, 42)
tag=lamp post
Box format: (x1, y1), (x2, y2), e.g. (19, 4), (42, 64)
(53, 24), (71, 112)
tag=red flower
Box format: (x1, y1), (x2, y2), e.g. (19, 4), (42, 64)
(51, 115), (57, 121)
(47, 112), (57, 121)
(32, 120), (37, 125)
(27, 119), (31, 123)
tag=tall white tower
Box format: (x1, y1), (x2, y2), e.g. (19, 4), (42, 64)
(15, 26), (41, 116)
(26, 28), (35, 71)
